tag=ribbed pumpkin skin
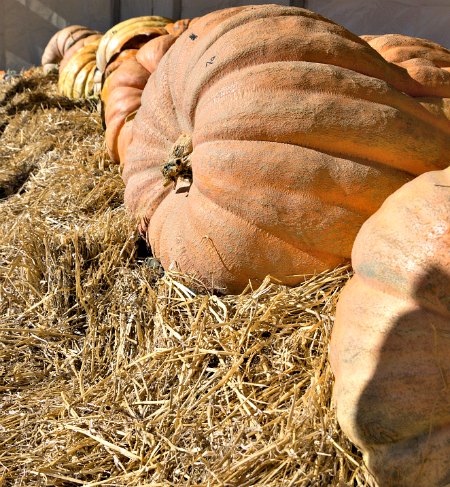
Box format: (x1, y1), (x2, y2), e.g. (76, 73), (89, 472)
(362, 34), (450, 98)
(96, 17), (171, 74)
(329, 167), (450, 487)
(103, 57), (149, 162)
(122, 5), (450, 293)
(59, 33), (102, 72)
(103, 34), (179, 163)
(103, 49), (139, 80)
(59, 40), (100, 99)
(42, 25), (98, 73)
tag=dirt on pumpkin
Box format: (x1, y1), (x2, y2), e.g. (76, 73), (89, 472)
(0, 68), (373, 486)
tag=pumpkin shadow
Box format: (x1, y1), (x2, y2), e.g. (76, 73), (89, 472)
(354, 265), (450, 486)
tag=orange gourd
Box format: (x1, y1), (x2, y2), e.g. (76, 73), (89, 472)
(103, 49), (139, 81)
(103, 57), (149, 162)
(330, 167), (450, 487)
(122, 5), (450, 293)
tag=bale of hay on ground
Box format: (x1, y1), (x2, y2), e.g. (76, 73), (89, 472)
(0, 69), (374, 486)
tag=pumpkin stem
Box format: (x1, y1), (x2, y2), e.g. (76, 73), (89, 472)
(162, 133), (193, 188)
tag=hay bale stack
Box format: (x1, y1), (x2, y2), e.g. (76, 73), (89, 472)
(0, 69), (373, 485)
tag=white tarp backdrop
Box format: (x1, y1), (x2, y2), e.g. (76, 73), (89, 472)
(0, 0), (449, 70)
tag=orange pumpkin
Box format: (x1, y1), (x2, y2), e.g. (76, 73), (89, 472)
(102, 33), (180, 163)
(330, 166), (450, 487)
(103, 49), (139, 82)
(103, 57), (149, 162)
(42, 25), (99, 73)
(135, 34), (177, 73)
(122, 5), (450, 293)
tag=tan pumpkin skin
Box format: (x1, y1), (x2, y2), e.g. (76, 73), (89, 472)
(362, 34), (450, 98)
(122, 5), (450, 293)
(330, 167), (450, 487)
(59, 33), (102, 72)
(418, 96), (450, 120)
(42, 25), (98, 73)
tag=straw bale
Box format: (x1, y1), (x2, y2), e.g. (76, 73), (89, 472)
(0, 69), (373, 486)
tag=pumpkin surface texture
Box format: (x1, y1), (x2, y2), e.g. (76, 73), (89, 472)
(361, 34), (450, 120)
(123, 5), (450, 293)
(329, 167), (450, 487)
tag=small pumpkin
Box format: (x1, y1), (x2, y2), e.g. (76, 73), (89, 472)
(58, 39), (100, 99)
(329, 167), (450, 487)
(122, 5), (450, 293)
(96, 16), (172, 74)
(42, 25), (99, 73)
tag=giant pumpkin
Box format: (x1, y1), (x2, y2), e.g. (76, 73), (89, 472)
(329, 167), (450, 486)
(122, 5), (450, 293)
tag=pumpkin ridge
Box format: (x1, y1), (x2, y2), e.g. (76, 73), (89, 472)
(177, 39), (395, 127)
(191, 141), (379, 217)
(168, 8), (341, 116)
(191, 181), (343, 263)
(71, 61), (94, 98)
(150, 183), (342, 291)
(193, 91), (450, 174)
(193, 138), (416, 213)
(193, 61), (450, 137)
